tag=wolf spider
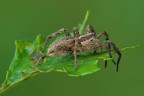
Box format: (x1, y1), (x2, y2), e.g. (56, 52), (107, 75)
(32, 25), (121, 72)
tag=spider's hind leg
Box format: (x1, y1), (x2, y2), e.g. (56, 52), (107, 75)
(96, 31), (111, 50)
(96, 31), (109, 40)
(103, 40), (121, 72)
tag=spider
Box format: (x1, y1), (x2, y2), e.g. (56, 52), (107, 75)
(32, 25), (121, 72)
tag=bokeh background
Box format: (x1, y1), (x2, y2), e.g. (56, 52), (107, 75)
(0, 0), (144, 96)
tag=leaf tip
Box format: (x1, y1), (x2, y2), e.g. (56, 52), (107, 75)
(86, 10), (90, 19)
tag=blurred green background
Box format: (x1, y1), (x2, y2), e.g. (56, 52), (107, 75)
(0, 0), (144, 96)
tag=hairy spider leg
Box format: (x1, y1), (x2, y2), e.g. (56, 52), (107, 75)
(86, 25), (110, 41)
(31, 28), (71, 61)
(73, 27), (83, 71)
(85, 25), (98, 53)
(73, 40), (78, 71)
(109, 41), (121, 72)
(33, 28), (71, 70)
(104, 40), (121, 72)
(96, 31), (111, 52)
(86, 25), (111, 53)
(32, 55), (47, 70)
(96, 31), (111, 69)
(42, 28), (71, 53)
(73, 27), (80, 37)
(105, 43), (117, 66)
(85, 25), (121, 71)
(86, 25), (109, 40)
(96, 31), (109, 40)
(85, 25), (96, 34)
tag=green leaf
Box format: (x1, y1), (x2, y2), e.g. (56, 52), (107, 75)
(0, 11), (141, 94)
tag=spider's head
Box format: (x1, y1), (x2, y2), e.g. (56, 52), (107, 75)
(86, 25), (95, 34)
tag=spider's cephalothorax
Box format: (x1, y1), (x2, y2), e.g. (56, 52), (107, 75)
(32, 25), (121, 72)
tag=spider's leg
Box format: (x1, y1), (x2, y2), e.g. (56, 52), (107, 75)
(73, 27), (83, 49)
(104, 43), (117, 65)
(32, 55), (47, 70)
(96, 31), (111, 50)
(94, 46), (103, 54)
(73, 39), (83, 71)
(94, 49), (97, 54)
(73, 28), (83, 71)
(31, 28), (71, 62)
(42, 28), (71, 53)
(73, 27), (79, 70)
(96, 31), (109, 40)
(100, 41), (116, 69)
(73, 27), (80, 37)
(85, 25), (109, 41)
(85, 25), (96, 34)
(32, 29), (72, 70)
(30, 52), (42, 61)
(74, 39), (78, 71)
(105, 60), (108, 68)
(107, 41), (121, 72)
(104, 41), (121, 71)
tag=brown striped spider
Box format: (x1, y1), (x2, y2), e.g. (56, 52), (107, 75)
(32, 25), (121, 71)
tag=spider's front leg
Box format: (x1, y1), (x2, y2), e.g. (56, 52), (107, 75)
(42, 28), (71, 53)
(73, 27), (83, 71)
(31, 28), (71, 59)
(32, 55), (47, 70)
(32, 28), (72, 70)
